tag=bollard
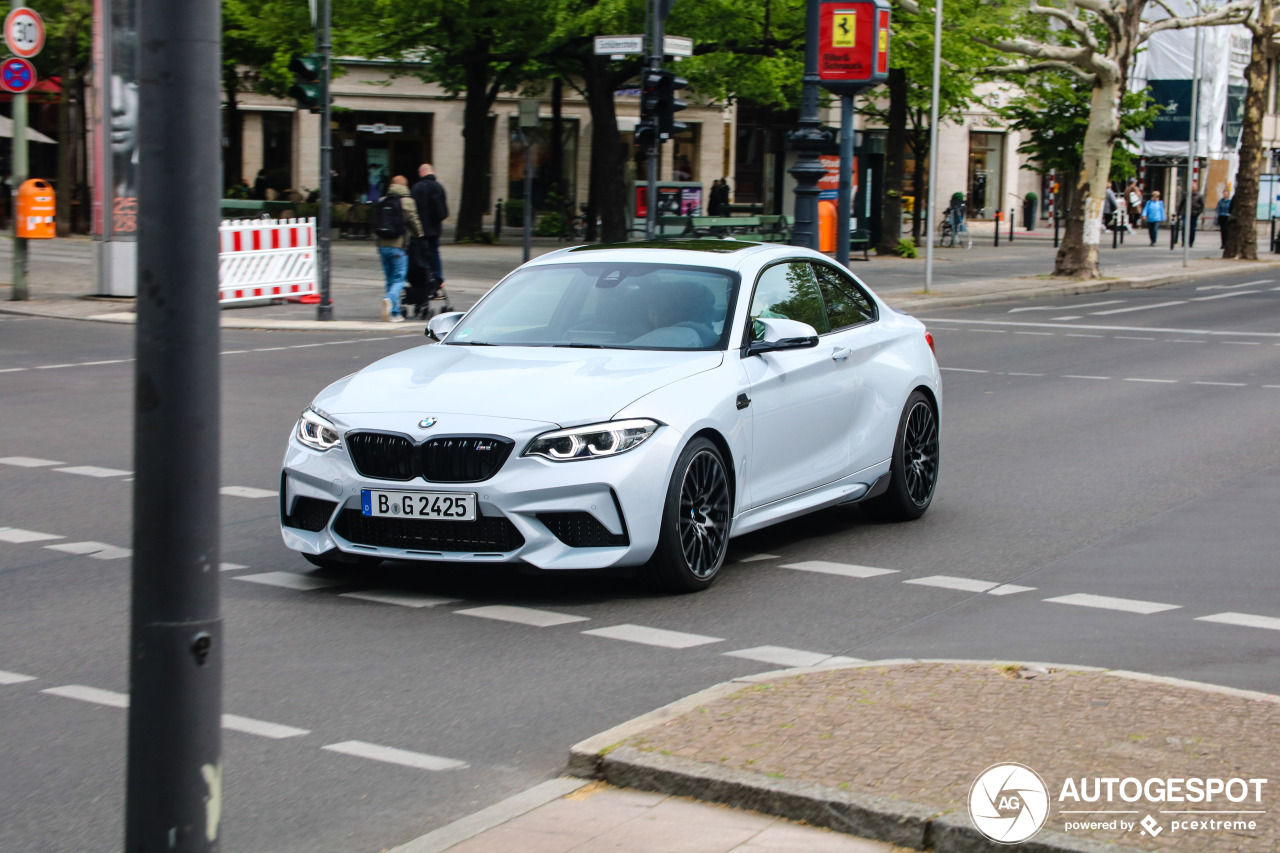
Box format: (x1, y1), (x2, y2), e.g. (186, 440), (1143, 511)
(1053, 210), (1059, 248)
(994, 210), (1000, 247)
(494, 198), (503, 242)
(1009, 207), (1015, 242)
(1169, 213), (1178, 250)
(1271, 217), (1276, 253)
(1113, 219), (1119, 249)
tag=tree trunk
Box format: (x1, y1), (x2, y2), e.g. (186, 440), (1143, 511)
(550, 78), (566, 204)
(1225, 5), (1272, 260)
(584, 60), (628, 244)
(455, 50), (494, 242)
(1053, 76), (1120, 278)
(910, 122), (925, 243)
(223, 78), (242, 194)
(876, 68), (906, 255)
(57, 71), (75, 237)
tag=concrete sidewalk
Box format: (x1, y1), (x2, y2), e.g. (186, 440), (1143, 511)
(2, 231), (1279, 330)
(401, 661), (1279, 853)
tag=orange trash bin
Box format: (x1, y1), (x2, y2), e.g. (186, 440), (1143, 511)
(16, 179), (55, 239)
(818, 199), (836, 253)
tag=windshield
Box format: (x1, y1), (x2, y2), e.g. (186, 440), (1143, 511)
(445, 262), (737, 350)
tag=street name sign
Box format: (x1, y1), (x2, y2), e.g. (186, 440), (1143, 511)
(663, 36), (693, 57)
(594, 36), (644, 55)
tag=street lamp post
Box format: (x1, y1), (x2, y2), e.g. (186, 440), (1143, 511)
(923, 0), (942, 293)
(788, 0), (830, 250)
(1182, 16), (1201, 267)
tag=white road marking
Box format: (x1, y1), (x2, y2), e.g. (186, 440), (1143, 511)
(1044, 593), (1181, 615)
(1052, 316), (1083, 321)
(43, 684), (129, 708)
(1223, 341), (1260, 345)
(0, 527), (63, 543)
(1189, 290), (1260, 301)
(969, 329), (1006, 333)
(1063, 375), (1110, 380)
(79, 359), (132, 366)
(1192, 381), (1247, 387)
(582, 624), (723, 649)
(220, 486), (276, 499)
(219, 562), (249, 572)
(904, 575), (998, 593)
(234, 572), (346, 591)
(322, 740), (468, 771)
(220, 350), (249, 355)
(1090, 301), (1187, 315)
(781, 561), (900, 578)
(918, 317), (1280, 339)
(35, 364), (77, 370)
(1006, 372), (1045, 377)
(221, 714), (310, 739)
(0, 456), (64, 467)
(0, 367), (28, 373)
(253, 347), (289, 352)
(55, 465), (132, 478)
(1115, 336), (1155, 341)
(940, 367), (989, 373)
(988, 584), (1037, 596)
(1065, 333), (1104, 338)
(1171, 339), (1206, 344)
(455, 605), (588, 627)
(341, 590), (460, 608)
(1196, 612), (1280, 632)
(44, 541), (131, 560)
(1009, 300), (1123, 313)
(1265, 385), (1280, 389)
(0, 669), (36, 684)
(1014, 331), (1054, 336)
(1124, 378), (1177, 384)
(724, 646), (843, 668)
(1196, 279), (1272, 290)
(736, 553), (780, 563)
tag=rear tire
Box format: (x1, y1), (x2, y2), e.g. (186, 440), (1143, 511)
(861, 390), (939, 522)
(303, 549), (382, 571)
(644, 438), (731, 593)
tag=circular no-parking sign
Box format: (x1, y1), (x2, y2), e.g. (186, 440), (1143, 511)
(0, 57), (36, 94)
(4, 8), (45, 59)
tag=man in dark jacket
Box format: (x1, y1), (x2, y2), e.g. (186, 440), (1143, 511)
(411, 163), (449, 286)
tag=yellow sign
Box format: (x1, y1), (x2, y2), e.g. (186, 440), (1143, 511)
(878, 27), (888, 54)
(832, 10), (856, 47)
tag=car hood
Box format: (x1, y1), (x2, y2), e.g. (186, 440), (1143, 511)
(314, 345), (724, 427)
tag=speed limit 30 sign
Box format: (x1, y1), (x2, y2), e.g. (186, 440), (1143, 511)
(5, 8), (45, 59)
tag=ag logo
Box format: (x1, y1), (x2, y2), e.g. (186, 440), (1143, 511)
(968, 763), (1050, 844)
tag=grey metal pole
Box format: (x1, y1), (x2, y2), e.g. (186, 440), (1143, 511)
(646, 0), (662, 241)
(1182, 18), (1201, 268)
(788, 0), (829, 250)
(11, 87), (28, 300)
(316, 0), (334, 319)
(522, 131), (533, 262)
(836, 93), (853, 267)
(126, 0), (223, 847)
(922, 0), (942, 293)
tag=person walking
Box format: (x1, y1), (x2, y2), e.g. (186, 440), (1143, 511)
(1188, 183), (1205, 247)
(411, 163), (448, 287)
(1126, 182), (1143, 231)
(1142, 190), (1166, 246)
(1103, 186), (1118, 232)
(373, 175), (424, 323)
(1216, 189), (1233, 249)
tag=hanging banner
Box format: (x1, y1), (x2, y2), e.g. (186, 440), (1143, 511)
(92, 0), (139, 294)
(1145, 80), (1193, 142)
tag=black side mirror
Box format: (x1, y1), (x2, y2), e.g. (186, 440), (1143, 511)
(747, 336), (819, 356)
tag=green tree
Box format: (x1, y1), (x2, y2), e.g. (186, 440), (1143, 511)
(28, 0), (92, 235)
(1225, 0), (1277, 260)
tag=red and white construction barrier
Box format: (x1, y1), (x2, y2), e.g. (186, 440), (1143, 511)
(218, 218), (318, 305)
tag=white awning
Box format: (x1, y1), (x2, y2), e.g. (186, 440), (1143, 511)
(0, 115), (57, 144)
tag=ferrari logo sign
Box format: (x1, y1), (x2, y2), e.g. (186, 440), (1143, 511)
(832, 10), (856, 48)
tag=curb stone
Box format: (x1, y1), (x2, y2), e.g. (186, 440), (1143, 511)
(568, 659), (1272, 853)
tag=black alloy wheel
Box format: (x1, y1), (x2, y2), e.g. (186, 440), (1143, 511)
(646, 437), (731, 592)
(861, 390), (939, 522)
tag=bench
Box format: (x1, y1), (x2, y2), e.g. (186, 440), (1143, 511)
(219, 199), (300, 220)
(849, 228), (872, 260)
(757, 214), (792, 243)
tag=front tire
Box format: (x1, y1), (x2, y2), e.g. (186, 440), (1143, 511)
(644, 438), (731, 593)
(861, 390), (939, 521)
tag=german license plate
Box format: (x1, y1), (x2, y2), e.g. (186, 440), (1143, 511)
(361, 489), (476, 521)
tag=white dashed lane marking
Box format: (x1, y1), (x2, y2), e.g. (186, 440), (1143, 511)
(44, 541), (131, 560)
(219, 562), (249, 572)
(723, 646), (863, 668)
(1124, 378), (1177, 384)
(582, 624), (723, 649)
(1196, 612), (1280, 632)
(342, 590), (460, 608)
(321, 740), (468, 771)
(1090, 301), (1187, 315)
(0, 669), (36, 684)
(42, 684), (129, 707)
(455, 605), (588, 627)
(1044, 593), (1181, 615)
(42, 685), (312, 738)
(220, 486), (276, 499)
(0, 527), (63, 543)
(735, 553), (780, 563)
(222, 714), (310, 739)
(234, 572), (346, 591)
(55, 465), (131, 478)
(1189, 290), (1261, 301)
(903, 575), (1035, 595)
(781, 561), (900, 578)
(1063, 375), (1110, 380)
(0, 457), (64, 467)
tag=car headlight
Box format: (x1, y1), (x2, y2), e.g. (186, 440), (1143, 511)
(523, 419), (660, 462)
(296, 407), (340, 451)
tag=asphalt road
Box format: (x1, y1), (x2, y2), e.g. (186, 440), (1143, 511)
(1, 268), (1278, 851)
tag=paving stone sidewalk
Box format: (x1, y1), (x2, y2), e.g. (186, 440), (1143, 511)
(570, 662), (1280, 852)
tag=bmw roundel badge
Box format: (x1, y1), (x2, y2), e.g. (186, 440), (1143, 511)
(418, 416), (437, 429)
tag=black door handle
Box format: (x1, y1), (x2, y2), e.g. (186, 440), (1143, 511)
(736, 393), (750, 410)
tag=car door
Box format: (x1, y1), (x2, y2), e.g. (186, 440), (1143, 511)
(811, 262), (901, 475)
(740, 260), (858, 509)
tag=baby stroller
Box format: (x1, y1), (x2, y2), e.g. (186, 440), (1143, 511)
(404, 238), (453, 319)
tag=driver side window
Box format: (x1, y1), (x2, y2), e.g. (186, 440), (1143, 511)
(748, 262), (830, 340)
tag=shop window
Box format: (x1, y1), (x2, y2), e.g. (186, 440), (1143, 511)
(507, 117), (579, 210)
(671, 124), (700, 182)
(261, 112), (293, 198)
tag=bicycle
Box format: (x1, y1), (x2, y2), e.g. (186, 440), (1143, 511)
(937, 207), (972, 249)
(560, 201), (588, 242)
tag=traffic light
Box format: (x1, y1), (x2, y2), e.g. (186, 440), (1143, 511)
(633, 121), (656, 151)
(288, 54), (324, 112)
(655, 71), (688, 139)
(640, 70), (664, 127)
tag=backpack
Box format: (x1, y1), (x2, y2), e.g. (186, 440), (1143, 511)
(373, 194), (405, 239)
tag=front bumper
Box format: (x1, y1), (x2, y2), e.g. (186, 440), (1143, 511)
(279, 415), (680, 570)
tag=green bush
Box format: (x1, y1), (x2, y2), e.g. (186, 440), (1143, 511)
(536, 211), (563, 237)
(896, 238), (918, 258)
(1025, 192), (1038, 202)
(504, 198), (525, 228)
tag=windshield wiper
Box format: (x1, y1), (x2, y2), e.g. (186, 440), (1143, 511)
(446, 341), (494, 346)
(551, 342), (613, 349)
